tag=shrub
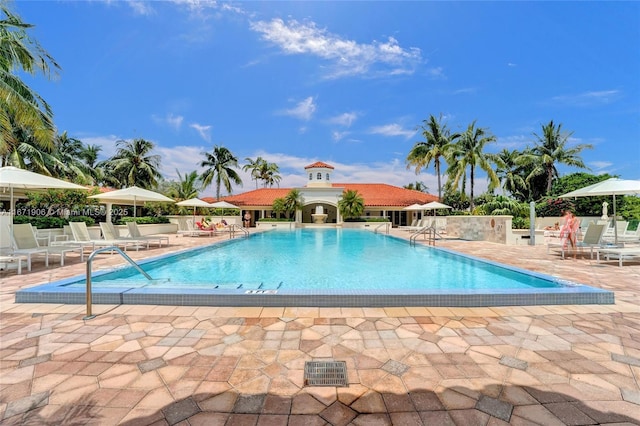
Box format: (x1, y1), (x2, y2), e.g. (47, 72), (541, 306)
(68, 216), (96, 226)
(13, 215), (67, 229)
(118, 216), (170, 225)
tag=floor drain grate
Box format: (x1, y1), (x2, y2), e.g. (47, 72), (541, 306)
(304, 361), (348, 387)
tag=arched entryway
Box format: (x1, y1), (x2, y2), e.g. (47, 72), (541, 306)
(301, 203), (337, 224)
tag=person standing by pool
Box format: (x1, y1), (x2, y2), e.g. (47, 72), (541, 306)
(243, 211), (251, 228)
(560, 210), (579, 257)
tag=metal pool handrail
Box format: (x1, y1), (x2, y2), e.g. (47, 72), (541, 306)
(229, 224), (249, 238)
(410, 225), (436, 246)
(84, 246), (152, 320)
(373, 222), (390, 234)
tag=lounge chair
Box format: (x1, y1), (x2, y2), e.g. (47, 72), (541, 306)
(8, 223), (85, 269)
(177, 218), (214, 237)
(602, 221), (629, 243)
(547, 223), (607, 259)
(69, 222), (137, 252)
(404, 217), (431, 232)
(99, 222), (149, 250)
(126, 222), (170, 247)
(398, 218), (418, 231)
(596, 247), (640, 267)
(0, 254), (28, 274)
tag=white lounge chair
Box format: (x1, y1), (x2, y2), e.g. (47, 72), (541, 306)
(398, 218), (418, 231)
(177, 218), (214, 237)
(99, 222), (149, 250)
(126, 222), (170, 247)
(0, 254), (28, 274)
(9, 223), (85, 269)
(69, 222), (137, 252)
(547, 223), (607, 259)
(596, 247), (640, 267)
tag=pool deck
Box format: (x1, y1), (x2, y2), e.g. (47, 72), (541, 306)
(1, 229), (639, 425)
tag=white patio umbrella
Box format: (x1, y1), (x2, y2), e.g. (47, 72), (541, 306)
(176, 198), (214, 221)
(88, 186), (175, 221)
(421, 201), (452, 217)
(559, 178), (640, 244)
(209, 200), (239, 221)
(0, 166), (88, 239)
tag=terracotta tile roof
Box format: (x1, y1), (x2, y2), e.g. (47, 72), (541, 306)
(204, 184), (437, 208)
(304, 161), (334, 169)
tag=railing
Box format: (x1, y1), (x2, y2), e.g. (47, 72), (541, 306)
(229, 224), (249, 238)
(409, 225), (437, 246)
(84, 246), (151, 320)
(373, 222), (391, 234)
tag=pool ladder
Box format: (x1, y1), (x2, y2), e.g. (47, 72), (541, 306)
(373, 222), (391, 234)
(229, 224), (250, 238)
(409, 225), (437, 246)
(84, 246), (152, 320)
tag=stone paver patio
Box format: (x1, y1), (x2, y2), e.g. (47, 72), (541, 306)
(1, 230), (639, 425)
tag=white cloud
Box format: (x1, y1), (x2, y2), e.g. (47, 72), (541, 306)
(329, 112), (358, 127)
(78, 134), (121, 160)
(426, 67), (445, 79)
(189, 123), (212, 142)
(152, 113), (184, 131)
(250, 18), (422, 79)
(369, 123), (417, 139)
(281, 96), (316, 121)
(332, 131), (350, 142)
(552, 90), (621, 106)
(125, 0), (155, 16)
(156, 145), (206, 180)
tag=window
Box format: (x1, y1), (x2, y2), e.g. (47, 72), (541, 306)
(317, 172), (322, 180)
(309, 173), (312, 180)
(326, 173), (330, 180)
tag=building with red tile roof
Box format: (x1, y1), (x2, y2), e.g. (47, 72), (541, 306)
(203, 162), (438, 226)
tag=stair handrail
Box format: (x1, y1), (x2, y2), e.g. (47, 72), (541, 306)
(84, 246), (151, 320)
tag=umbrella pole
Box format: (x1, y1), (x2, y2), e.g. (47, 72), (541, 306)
(613, 195), (617, 245)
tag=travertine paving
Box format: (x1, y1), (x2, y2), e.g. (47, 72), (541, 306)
(1, 230), (639, 425)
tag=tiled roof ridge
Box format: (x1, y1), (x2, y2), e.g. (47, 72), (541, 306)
(304, 161), (334, 169)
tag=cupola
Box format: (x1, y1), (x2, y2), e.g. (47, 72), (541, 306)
(304, 161), (334, 188)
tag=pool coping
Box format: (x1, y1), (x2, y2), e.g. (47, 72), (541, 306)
(15, 232), (615, 307)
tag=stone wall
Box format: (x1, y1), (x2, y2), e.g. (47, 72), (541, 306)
(445, 215), (513, 244)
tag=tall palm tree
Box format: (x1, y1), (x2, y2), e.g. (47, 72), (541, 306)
(80, 144), (101, 168)
(492, 148), (527, 200)
(262, 162), (282, 188)
(406, 114), (458, 200)
(200, 145), (242, 200)
(520, 120), (592, 196)
(0, 4), (59, 161)
(403, 181), (429, 193)
(104, 138), (162, 189)
(52, 131), (92, 184)
(446, 120), (499, 211)
(243, 156), (267, 189)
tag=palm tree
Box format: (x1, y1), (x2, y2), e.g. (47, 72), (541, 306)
(403, 181), (429, 193)
(0, 4), (60, 161)
(520, 120), (592, 197)
(476, 195), (527, 216)
(262, 162), (282, 188)
(283, 189), (304, 219)
(406, 114), (458, 200)
(52, 131), (92, 184)
(168, 169), (201, 201)
(243, 156), (267, 189)
(446, 120), (499, 211)
(81, 144), (102, 168)
(200, 145), (242, 200)
(104, 138), (162, 189)
(338, 189), (365, 220)
(492, 148), (527, 200)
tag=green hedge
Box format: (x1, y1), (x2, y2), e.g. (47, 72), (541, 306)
(118, 216), (170, 225)
(13, 215), (95, 228)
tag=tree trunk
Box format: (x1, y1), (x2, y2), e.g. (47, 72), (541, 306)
(470, 166), (475, 211)
(436, 160), (442, 200)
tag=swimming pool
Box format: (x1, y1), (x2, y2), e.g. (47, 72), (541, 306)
(17, 229), (613, 307)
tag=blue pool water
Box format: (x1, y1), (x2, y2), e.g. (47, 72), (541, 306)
(17, 229), (614, 307)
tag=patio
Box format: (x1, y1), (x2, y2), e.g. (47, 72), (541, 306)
(1, 230), (639, 425)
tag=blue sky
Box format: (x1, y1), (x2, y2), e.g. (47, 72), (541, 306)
(15, 1), (640, 197)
